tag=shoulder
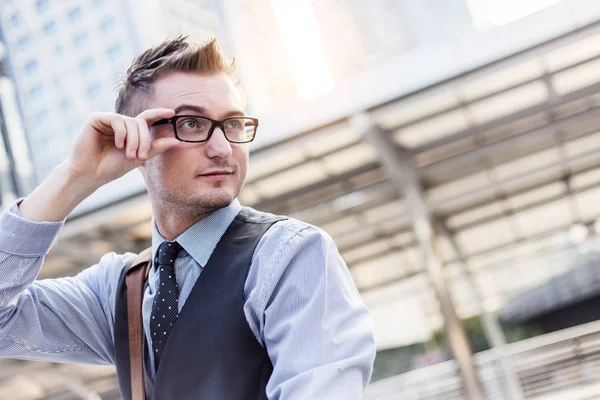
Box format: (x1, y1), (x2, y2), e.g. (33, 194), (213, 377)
(252, 213), (337, 265)
(265, 215), (331, 243)
(74, 252), (138, 320)
(239, 206), (332, 246)
(75, 252), (137, 293)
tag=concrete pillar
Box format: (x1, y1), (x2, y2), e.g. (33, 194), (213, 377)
(353, 113), (486, 400)
(436, 221), (524, 400)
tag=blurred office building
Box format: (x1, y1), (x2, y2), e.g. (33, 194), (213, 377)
(149, 0), (229, 49)
(0, 0), (229, 184)
(0, 0), (140, 181)
(0, 41), (34, 207)
(221, 0), (298, 113)
(126, 0), (230, 51)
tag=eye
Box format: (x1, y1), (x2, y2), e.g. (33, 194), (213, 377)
(177, 118), (205, 131)
(182, 120), (197, 129)
(225, 119), (242, 129)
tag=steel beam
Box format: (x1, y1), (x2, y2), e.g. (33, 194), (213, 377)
(332, 143), (600, 251)
(252, 105), (600, 224)
(421, 105), (600, 182)
(354, 113), (486, 399)
(252, 162), (381, 211)
(245, 138), (363, 186)
(415, 79), (600, 155)
(435, 220), (524, 400)
(342, 163), (600, 273)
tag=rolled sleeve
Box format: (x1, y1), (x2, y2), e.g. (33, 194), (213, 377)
(0, 199), (127, 365)
(0, 201), (64, 256)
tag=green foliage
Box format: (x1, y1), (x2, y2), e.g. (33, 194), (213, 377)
(371, 315), (543, 382)
(371, 343), (426, 381)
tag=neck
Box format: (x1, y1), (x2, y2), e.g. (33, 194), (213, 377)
(152, 206), (214, 241)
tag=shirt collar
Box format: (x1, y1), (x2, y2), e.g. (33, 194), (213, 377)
(151, 198), (242, 268)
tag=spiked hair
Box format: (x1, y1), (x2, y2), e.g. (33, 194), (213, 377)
(115, 36), (236, 117)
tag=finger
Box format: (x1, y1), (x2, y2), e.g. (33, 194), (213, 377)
(147, 137), (181, 159)
(136, 118), (151, 160)
(110, 117), (127, 150)
(136, 108), (175, 125)
(89, 112), (125, 145)
(123, 117), (140, 160)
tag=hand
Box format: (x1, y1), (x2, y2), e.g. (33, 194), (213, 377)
(65, 109), (179, 188)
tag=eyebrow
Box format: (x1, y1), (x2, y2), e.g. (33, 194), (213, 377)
(174, 104), (245, 119)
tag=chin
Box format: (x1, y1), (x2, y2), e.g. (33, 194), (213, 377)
(157, 181), (240, 214)
(195, 187), (236, 209)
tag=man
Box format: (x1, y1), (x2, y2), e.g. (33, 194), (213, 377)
(0, 36), (376, 399)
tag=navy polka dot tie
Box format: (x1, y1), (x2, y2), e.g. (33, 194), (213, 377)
(150, 240), (182, 371)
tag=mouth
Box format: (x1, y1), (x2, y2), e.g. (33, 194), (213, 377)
(198, 170), (234, 179)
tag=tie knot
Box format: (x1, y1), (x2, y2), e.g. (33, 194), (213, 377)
(156, 241), (181, 266)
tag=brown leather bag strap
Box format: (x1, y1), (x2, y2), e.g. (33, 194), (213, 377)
(126, 247), (153, 400)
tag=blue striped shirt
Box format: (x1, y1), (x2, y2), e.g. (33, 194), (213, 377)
(0, 199), (375, 399)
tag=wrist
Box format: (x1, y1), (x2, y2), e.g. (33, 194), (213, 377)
(18, 162), (100, 222)
(60, 160), (103, 194)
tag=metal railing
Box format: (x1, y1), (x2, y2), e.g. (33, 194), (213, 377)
(365, 320), (600, 399)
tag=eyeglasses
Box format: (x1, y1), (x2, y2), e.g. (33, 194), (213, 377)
(151, 115), (259, 143)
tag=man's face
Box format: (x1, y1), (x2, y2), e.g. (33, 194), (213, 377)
(140, 71), (249, 214)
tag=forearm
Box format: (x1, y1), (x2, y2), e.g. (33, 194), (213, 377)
(0, 204), (124, 364)
(18, 161), (99, 222)
(0, 265), (122, 365)
(0, 202), (64, 317)
(19, 106), (181, 222)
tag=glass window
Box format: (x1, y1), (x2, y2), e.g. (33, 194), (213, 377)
(36, 0), (50, 13)
(73, 32), (88, 48)
(30, 84), (44, 99)
(106, 44), (122, 60)
(69, 122), (80, 136)
(43, 21), (57, 36)
(86, 83), (102, 100)
(100, 17), (115, 34)
(467, 0), (564, 30)
(36, 108), (51, 124)
(17, 35), (33, 51)
(67, 6), (82, 23)
(80, 57), (94, 73)
(11, 13), (23, 28)
(24, 60), (38, 75)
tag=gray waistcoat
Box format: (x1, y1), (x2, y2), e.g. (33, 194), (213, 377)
(114, 207), (284, 399)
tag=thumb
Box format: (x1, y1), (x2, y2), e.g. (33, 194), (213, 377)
(147, 137), (181, 159)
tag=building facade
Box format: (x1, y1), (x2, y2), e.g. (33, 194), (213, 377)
(0, 0), (140, 180)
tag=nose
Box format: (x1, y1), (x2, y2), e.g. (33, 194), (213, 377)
(205, 126), (232, 159)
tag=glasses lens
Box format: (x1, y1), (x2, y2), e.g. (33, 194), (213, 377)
(224, 118), (256, 143)
(175, 117), (212, 141)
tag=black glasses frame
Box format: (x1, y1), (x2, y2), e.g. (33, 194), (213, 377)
(152, 115), (259, 143)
